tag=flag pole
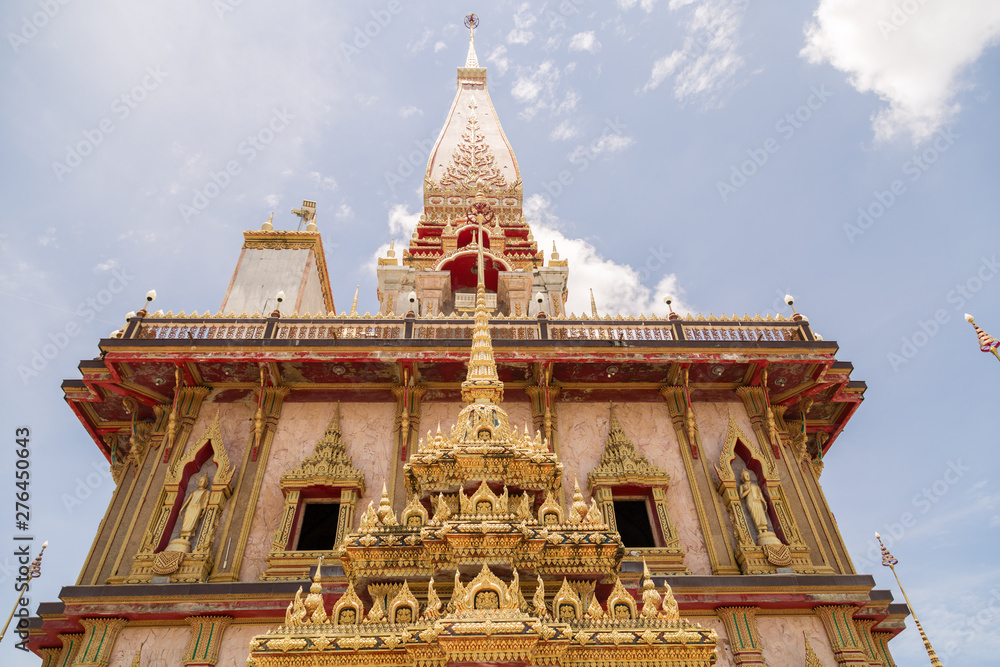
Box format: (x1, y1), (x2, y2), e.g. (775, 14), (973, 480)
(0, 541), (46, 646)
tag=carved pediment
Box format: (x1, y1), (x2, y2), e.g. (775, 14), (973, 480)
(588, 405), (670, 489)
(281, 404), (365, 493)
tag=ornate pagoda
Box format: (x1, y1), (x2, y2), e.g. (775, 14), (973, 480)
(28, 15), (908, 667)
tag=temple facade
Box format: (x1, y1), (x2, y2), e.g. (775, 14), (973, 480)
(29, 17), (907, 667)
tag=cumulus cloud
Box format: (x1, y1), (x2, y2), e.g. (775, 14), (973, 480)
(641, 0), (749, 106)
(568, 31), (601, 53)
(549, 119), (580, 141)
(488, 45), (511, 75)
(618, 0), (660, 11)
(399, 106), (423, 118)
(801, 0), (1000, 142)
(510, 61), (579, 120)
(307, 171), (338, 191)
(525, 195), (689, 316)
(93, 258), (120, 273)
(507, 3), (537, 45)
(408, 29), (434, 53)
(335, 203), (354, 220)
(568, 131), (636, 161)
(434, 41), (447, 53)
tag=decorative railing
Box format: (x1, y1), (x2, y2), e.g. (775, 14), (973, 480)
(276, 321), (402, 340)
(137, 321), (266, 340)
(126, 314), (811, 343)
(549, 321), (675, 341)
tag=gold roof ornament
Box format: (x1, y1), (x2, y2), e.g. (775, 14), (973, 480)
(552, 578), (582, 623)
(532, 576), (549, 619)
(641, 560), (663, 619)
(423, 578), (442, 620)
(401, 493), (429, 527)
(375, 482), (398, 526)
(569, 478), (589, 524)
(606, 577), (638, 621)
(387, 581), (420, 625)
(330, 582), (365, 626)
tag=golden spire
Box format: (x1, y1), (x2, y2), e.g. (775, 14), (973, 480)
(350, 285), (359, 317)
(460, 191), (503, 405)
(464, 14), (480, 67)
(590, 288), (598, 319)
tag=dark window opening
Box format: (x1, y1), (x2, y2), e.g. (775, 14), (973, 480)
(296, 503), (340, 551)
(613, 500), (657, 548)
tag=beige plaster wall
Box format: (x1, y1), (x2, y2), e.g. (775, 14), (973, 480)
(695, 616), (734, 667)
(239, 402), (395, 581)
(216, 623), (272, 666)
(184, 400), (255, 468)
(556, 402), (712, 574)
(758, 614), (838, 666)
(690, 401), (759, 468)
(108, 627), (189, 667)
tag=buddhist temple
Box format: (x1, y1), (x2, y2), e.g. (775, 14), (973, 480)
(27, 15), (908, 667)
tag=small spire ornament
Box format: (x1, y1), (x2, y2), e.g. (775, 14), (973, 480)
(464, 14), (480, 67)
(964, 314), (1000, 362)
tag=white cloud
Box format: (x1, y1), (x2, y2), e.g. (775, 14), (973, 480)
(568, 31), (601, 53)
(367, 204), (420, 275)
(641, 0), (749, 106)
(510, 61), (578, 120)
(387, 203), (420, 238)
(434, 41), (447, 53)
(93, 258), (120, 273)
(618, 0), (660, 11)
(264, 194), (281, 208)
(549, 119), (580, 141)
(37, 228), (57, 247)
(801, 0), (1000, 142)
(399, 106), (423, 118)
(335, 203), (354, 220)
(512, 75), (544, 103)
(307, 171), (338, 191)
(408, 29), (433, 53)
(568, 132), (636, 163)
(488, 45), (511, 75)
(525, 195), (689, 316)
(507, 3), (537, 45)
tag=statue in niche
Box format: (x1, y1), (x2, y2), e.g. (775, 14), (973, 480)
(558, 603), (576, 622)
(739, 469), (781, 546)
(338, 608), (356, 625)
(739, 470), (767, 532)
(614, 603), (631, 620)
(394, 607), (412, 624)
(165, 474), (211, 553)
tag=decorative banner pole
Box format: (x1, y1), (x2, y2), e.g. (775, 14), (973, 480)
(0, 541), (46, 646)
(964, 314), (1000, 363)
(875, 533), (943, 666)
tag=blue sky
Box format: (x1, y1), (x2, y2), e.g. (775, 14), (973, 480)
(1, 1), (999, 664)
